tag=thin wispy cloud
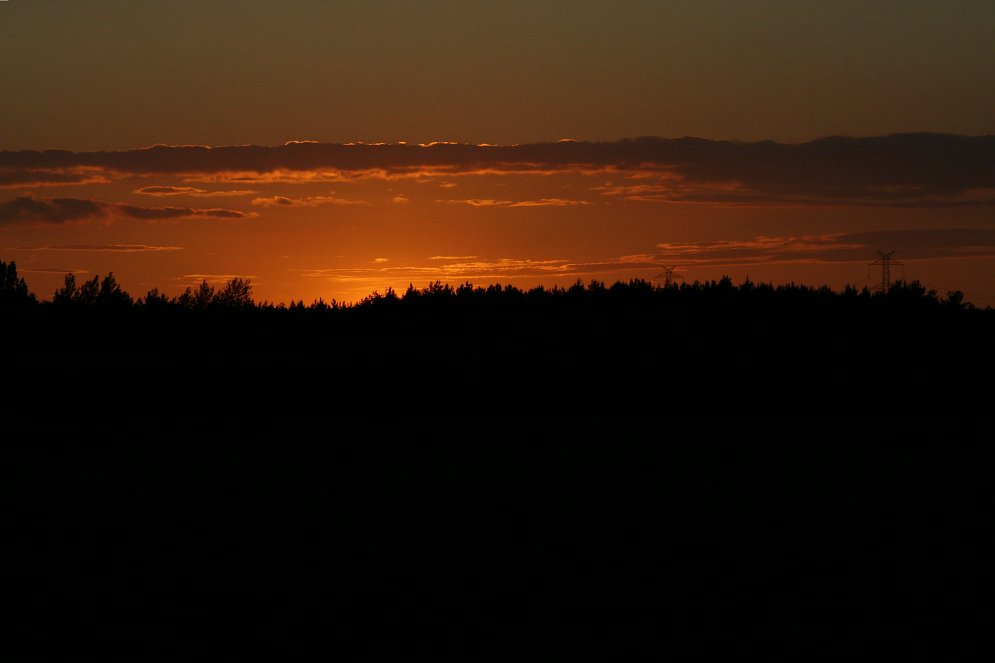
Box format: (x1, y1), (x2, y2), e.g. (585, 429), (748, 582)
(117, 203), (251, 220)
(0, 167), (110, 189)
(656, 229), (995, 266)
(15, 244), (184, 253)
(0, 196), (104, 224)
(134, 186), (257, 197)
(437, 198), (590, 207)
(298, 257), (605, 283)
(250, 195), (371, 208)
(184, 169), (363, 184)
(0, 195), (255, 224)
(16, 267), (92, 275)
(594, 182), (995, 208)
(437, 199), (514, 207)
(508, 198), (591, 207)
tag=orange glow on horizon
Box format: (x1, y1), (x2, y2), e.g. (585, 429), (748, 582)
(2, 135), (994, 308)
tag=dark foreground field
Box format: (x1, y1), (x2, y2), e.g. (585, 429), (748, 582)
(3, 275), (992, 658)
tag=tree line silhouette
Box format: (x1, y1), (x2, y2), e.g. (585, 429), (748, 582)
(2, 264), (255, 311)
(1, 259), (984, 314)
(4, 256), (991, 420)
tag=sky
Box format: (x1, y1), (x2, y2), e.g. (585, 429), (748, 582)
(2, 1), (994, 305)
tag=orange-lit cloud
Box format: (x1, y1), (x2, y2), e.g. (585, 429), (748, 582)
(16, 267), (92, 275)
(13, 243), (184, 253)
(437, 199), (514, 207)
(656, 229), (995, 266)
(0, 167), (110, 189)
(117, 204), (252, 220)
(294, 256), (653, 284)
(188, 169), (376, 184)
(134, 186), (257, 197)
(0, 196), (104, 224)
(0, 195), (254, 225)
(508, 198), (591, 207)
(595, 180), (995, 207)
(437, 198), (590, 207)
(250, 195), (370, 208)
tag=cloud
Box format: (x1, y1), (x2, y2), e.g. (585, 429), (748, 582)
(508, 198), (590, 207)
(655, 228), (995, 266)
(0, 195), (253, 225)
(17, 244), (184, 253)
(372, 258), (390, 263)
(184, 169), (365, 184)
(134, 186), (256, 197)
(437, 199), (514, 207)
(250, 195), (370, 208)
(436, 197), (590, 208)
(0, 196), (105, 224)
(116, 203), (252, 220)
(391, 195), (410, 204)
(296, 257), (581, 282)
(2, 134), (991, 207)
(135, 186), (204, 196)
(15, 267), (91, 274)
(428, 255), (479, 260)
(419, 258), (578, 276)
(594, 181), (995, 208)
(0, 167), (110, 189)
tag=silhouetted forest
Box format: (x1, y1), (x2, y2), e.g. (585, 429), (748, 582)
(3, 258), (992, 418)
(4, 259), (991, 658)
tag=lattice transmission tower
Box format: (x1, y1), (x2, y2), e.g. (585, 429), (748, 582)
(868, 251), (904, 292)
(654, 265), (685, 288)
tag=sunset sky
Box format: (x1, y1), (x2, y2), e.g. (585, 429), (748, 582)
(2, 1), (993, 305)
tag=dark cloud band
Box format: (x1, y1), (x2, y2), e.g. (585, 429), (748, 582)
(656, 228), (995, 265)
(0, 195), (253, 225)
(2, 134), (992, 207)
(0, 133), (991, 191)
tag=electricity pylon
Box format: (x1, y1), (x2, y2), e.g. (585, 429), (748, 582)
(869, 251), (903, 292)
(654, 265), (684, 288)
